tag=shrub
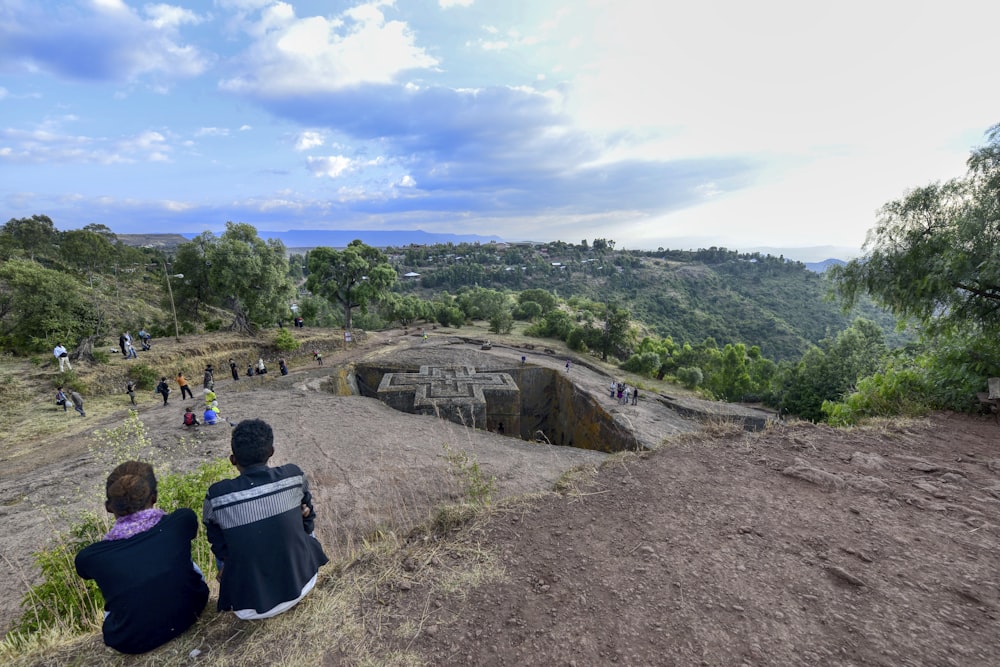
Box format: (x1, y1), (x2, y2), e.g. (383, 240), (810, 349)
(204, 318), (223, 332)
(127, 362), (158, 390)
(676, 366), (703, 389)
(91, 348), (110, 364)
(273, 327), (300, 352)
(442, 445), (496, 505)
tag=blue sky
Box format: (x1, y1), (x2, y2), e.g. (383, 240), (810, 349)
(2, 0), (998, 253)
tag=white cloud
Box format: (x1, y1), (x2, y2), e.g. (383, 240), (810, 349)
(295, 131), (325, 151)
(219, 1), (438, 95)
(306, 155), (354, 178)
(439, 0), (474, 8)
(196, 127), (230, 137)
(398, 174), (416, 187)
(144, 4), (204, 29)
(239, 125), (253, 131)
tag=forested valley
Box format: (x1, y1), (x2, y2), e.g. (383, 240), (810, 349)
(5, 123), (1000, 426)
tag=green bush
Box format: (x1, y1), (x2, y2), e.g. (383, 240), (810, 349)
(204, 318), (223, 332)
(676, 366), (703, 389)
(127, 362), (158, 391)
(273, 327), (300, 352)
(822, 366), (931, 426)
(91, 348), (110, 364)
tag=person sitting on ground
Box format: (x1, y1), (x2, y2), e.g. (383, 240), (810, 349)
(278, 358), (288, 376)
(256, 357), (267, 375)
(203, 406), (219, 425)
(203, 419), (329, 620)
(183, 407), (199, 427)
(204, 388), (220, 416)
(138, 329), (151, 350)
(75, 461), (209, 654)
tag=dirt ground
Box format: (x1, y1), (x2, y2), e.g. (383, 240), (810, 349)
(369, 412), (1000, 666)
(5, 330), (1000, 666)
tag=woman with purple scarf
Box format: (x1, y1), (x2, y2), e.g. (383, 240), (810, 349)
(75, 461), (208, 654)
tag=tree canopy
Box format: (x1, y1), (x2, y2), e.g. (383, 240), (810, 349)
(832, 124), (1000, 334)
(206, 222), (293, 333)
(306, 240), (396, 330)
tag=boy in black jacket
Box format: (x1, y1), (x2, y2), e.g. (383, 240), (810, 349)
(203, 419), (328, 619)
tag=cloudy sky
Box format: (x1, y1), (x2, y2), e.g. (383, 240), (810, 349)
(2, 0), (998, 253)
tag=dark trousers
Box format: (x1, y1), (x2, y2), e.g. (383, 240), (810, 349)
(181, 385), (193, 400)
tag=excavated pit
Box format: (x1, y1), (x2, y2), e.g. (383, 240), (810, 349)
(354, 362), (640, 453)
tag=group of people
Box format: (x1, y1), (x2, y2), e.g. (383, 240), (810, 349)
(75, 419), (328, 654)
(226, 357), (284, 380)
(55, 385), (85, 416)
(611, 381), (639, 406)
(117, 330), (152, 360)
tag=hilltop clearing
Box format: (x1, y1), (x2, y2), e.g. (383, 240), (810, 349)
(3, 328), (999, 666)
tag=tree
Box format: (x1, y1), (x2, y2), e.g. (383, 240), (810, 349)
(306, 240), (396, 330)
(601, 303), (633, 362)
(832, 124), (1000, 335)
(2, 215), (57, 261)
(207, 223), (293, 333)
(171, 232), (216, 315)
(60, 229), (116, 281)
(0, 259), (91, 352)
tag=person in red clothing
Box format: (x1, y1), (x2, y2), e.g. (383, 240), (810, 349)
(75, 461), (208, 654)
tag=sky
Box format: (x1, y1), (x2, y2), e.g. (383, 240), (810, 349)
(2, 0), (999, 255)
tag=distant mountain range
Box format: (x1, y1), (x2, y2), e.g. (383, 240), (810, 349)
(802, 258), (848, 273)
(118, 230), (855, 268)
(205, 229), (504, 249)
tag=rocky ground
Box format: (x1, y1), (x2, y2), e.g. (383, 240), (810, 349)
(4, 330), (1000, 666)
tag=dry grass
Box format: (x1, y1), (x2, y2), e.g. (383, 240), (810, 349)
(1, 491), (517, 667)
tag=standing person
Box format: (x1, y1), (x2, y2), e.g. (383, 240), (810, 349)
(70, 389), (86, 417)
(565, 359), (571, 373)
(203, 365), (215, 391)
(313, 350), (323, 366)
(176, 372), (194, 400)
(632, 387), (639, 405)
(55, 386), (68, 412)
(119, 332), (127, 358)
(229, 358), (239, 381)
(53, 343), (72, 372)
(624, 386), (631, 405)
(125, 339), (138, 359)
(610, 381), (616, 398)
(75, 461), (209, 654)
(279, 358), (288, 376)
(203, 419), (329, 619)
(125, 380), (137, 406)
(156, 377), (171, 406)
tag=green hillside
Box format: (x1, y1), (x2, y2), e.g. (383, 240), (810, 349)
(390, 243), (901, 362)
